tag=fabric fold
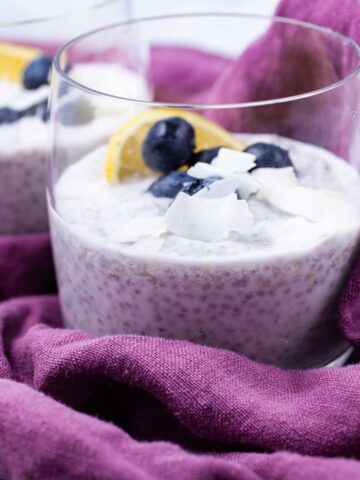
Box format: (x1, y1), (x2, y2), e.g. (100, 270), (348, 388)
(1, 295), (360, 459)
(4, 378), (359, 480)
(1, 296), (360, 478)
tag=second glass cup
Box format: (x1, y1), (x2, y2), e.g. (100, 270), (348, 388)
(0, 0), (130, 234)
(48, 14), (360, 368)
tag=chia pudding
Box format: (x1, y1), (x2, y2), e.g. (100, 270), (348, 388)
(0, 48), (147, 234)
(49, 123), (360, 368)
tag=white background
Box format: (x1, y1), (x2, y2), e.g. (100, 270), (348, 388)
(131, 0), (277, 17)
(3, 0), (278, 22)
(0, 1), (278, 46)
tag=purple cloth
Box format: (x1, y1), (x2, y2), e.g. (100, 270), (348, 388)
(1, 287), (360, 479)
(2, 0), (360, 478)
(150, 47), (232, 102)
(151, 0), (360, 158)
(0, 234), (55, 301)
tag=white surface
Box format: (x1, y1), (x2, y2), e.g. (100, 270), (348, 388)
(0, 1), (278, 57)
(132, 0), (277, 17)
(131, 0), (279, 57)
(0, 0), (130, 41)
(1, 1), (278, 35)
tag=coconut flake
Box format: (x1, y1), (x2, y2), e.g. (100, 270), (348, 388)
(187, 148), (256, 179)
(9, 85), (49, 111)
(165, 192), (253, 242)
(0, 80), (21, 108)
(187, 162), (218, 179)
(211, 148), (256, 175)
(252, 167), (297, 188)
(111, 216), (167, 243)
(267, 186), (358, 224)
(252, 167), (358, 225)
(197, 174), (260, 200)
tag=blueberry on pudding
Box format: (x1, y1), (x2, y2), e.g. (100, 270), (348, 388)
(23, 56), (52, 90)
(142, 116), (195, 173)
(244, 142), (293, 170)
(148, 171), (194, 198)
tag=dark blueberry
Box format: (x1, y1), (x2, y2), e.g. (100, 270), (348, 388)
(0, 99), (48, 125)
(190, 147), (221, 166)
(36, 99), (49, 122)
(59, 64), (73, 97)
(24, 98), (48, 121)
(148, 171), (194, 198)
(244, 142), (293, 170)
(57, 97), (94, 126)
(23, 56), (52, 90)
(182, 176), (222, 196)
(0, 107), (21, 124)
(142, 116), (195, 173)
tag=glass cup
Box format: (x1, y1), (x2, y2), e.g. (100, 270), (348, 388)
(0, 0), (131, 234)
(48, 14), (360, 368)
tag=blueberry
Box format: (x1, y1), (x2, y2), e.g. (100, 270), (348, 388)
(36, 99), (48, 122)
(0, 107), (20, 124)
(18, 99), (48, 122)
(182, 176), (222, 196)
(148, 171), (194, 198)
(244, 142), (293, 170)
(59, 64), (73, 97)
(23, 56), (52, 90)
(190, 147), (221, 166)
(142, 116), (195, 173)
(24, 99), (48, 121)
(0, 98), (48, 125)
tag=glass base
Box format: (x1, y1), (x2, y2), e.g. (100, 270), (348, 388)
(324, 347), (353, 368)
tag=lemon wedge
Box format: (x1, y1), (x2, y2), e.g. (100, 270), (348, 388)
(105, 109), (246, 183)
(0, 43), (40, 83)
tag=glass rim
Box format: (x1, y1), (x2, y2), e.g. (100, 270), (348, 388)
(53, 12), (360, 110)
(0, 0), (122, 28)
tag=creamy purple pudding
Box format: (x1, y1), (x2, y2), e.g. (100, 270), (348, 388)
(49, 113), (360, 368)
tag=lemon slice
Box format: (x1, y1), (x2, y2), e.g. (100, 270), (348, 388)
(105, 108), (246, 183)
(0, 43), (41, 83)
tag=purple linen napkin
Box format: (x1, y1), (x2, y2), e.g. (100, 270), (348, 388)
(149, 47), (232, 102)
(1, 291), (360, 480)
(0, 234), (55, 301)
(1, 0), (360, 478)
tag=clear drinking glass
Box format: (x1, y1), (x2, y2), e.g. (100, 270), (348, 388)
(48, 14), (360, 368)
(0, 0), (131, 234)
